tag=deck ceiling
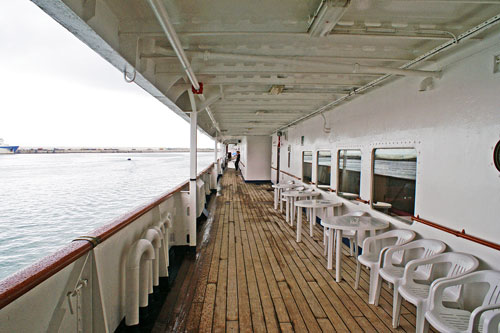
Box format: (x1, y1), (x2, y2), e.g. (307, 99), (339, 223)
(39, 0), (500, 138)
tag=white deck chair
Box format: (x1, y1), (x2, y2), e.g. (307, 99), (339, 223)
(378, 239), (447, 328)
(398, 252), (479, 332)
(426, 270), (500, 333)
(355, 229), (416, 304)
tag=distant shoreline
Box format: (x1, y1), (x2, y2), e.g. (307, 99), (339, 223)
(16, 147), (215, 154)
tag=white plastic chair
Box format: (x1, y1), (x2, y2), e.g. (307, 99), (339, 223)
(398, 252), (479, 332)
(426, 270), (500, 333)
(378, 239), (447, 328)
(355, 229), (416, 304)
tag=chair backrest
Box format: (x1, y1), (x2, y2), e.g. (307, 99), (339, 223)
(344, 211), (369, 217)
(406, 240), (447, 278)
(428, 252), (479, 300)
(389, 229), (417, 264)
(295, 186), (305, 191)
(384, 239), (446, 279)
(362, 229), (416, 259)
(480, 270), (500, 307)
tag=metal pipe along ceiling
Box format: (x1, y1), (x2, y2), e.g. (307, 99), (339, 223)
(155, 48), (441, 78)
(146, 0), (221, 134)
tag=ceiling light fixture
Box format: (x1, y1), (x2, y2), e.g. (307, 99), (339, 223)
(308, 0), (351, 37)
(269, 85), (285, 95)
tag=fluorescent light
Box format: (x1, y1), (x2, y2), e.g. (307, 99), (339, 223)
(308, 0), (350, 37)
(269, 85), (285, 95)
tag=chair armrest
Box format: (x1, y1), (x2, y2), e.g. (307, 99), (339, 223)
(377, 246), (393, 268)
(427, 274), (469, 311)
(402, 255), (441, 283)
(362, 233), (394, 254)
(469, 303), (500, 332)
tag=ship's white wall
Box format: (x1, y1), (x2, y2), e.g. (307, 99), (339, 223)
(276, 35), (500, 269)
(241, 136), (272, 181)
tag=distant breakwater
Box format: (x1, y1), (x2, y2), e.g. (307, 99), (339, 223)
(16, 147), (215, 154)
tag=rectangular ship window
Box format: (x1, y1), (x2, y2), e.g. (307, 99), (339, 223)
(317, 151), (331, 187)
(338, 149), (361, 197)
(302, 151), (313, 183)
(287, 145), (291, 168)
(372, 148), (417, 220)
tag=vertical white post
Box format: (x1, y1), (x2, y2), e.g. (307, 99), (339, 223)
(214, 138), (219, 174)
(188, 90), (197, 247)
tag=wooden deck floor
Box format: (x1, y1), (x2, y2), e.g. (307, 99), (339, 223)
(152, 169), (421, 332)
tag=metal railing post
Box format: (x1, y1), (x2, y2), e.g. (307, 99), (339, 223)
(188, 90), (197, 246)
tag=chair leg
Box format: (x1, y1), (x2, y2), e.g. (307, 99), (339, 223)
(371, 271), (383, 306)
(415, 303), (429, 333)
(354, 232), (358, 259)
(355, 261), (361, 289)
(392, 287), (402, 328)
(349, 239), (354, 256)
(323, 228), (328, 256)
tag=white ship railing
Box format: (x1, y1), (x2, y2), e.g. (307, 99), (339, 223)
(0, 161), (219, 332)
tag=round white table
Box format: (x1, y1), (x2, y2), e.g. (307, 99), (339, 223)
(294, 200), (343, 242)
(282, 190), (320, 224)
(321, 216), (389, 282)
(272, 183), (298, 211)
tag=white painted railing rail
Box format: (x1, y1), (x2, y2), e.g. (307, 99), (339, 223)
(0, 162), (218, 332)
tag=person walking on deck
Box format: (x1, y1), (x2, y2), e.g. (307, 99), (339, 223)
(235, 151), (240, 171)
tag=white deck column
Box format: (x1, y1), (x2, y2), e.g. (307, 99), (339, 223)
(188, 90), (197, 247)
(215, 138), (219, 175)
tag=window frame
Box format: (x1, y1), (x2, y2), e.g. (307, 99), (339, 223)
(302, 150), (313, 184)
(316, 150), (332, 188)
(287, 145), (291, 168)
(336, 148), (362, 198)
(370, 147), (417, 221)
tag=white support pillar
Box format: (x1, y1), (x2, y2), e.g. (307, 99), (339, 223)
(215, 138), (219, 175)
(188, 90), (197, 247)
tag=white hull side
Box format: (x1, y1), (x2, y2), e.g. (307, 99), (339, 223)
(0, 147), (18, 154)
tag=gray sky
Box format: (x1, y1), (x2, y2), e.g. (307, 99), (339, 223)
(0, 0), (214, 148)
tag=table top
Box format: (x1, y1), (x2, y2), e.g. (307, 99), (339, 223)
(282, 190), (321, 197)
(321, 216), (389, 231)
(373, 202), (392, 208)
(294, 199), (343, 208)
(272, 183), (298, 189)
(338, 192), (359, 199)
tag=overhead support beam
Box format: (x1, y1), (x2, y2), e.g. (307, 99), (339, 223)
(146, 0), (220, 134)
(156, 48), (442, 78)
(196, 93), (222, 111)
(308, 0), (351, 37)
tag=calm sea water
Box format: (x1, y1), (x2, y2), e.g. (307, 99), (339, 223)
(0, 152), (213, 281)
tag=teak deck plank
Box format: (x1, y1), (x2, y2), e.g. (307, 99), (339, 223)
(154, 169), (424, 332)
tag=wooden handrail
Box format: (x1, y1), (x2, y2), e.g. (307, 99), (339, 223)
(355, 198), (370, 204)
(411, 215), (500, 251)
(0, 162), (215, 309)
(279, 170), (301, 180)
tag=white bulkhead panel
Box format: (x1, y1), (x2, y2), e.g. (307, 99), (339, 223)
(278, 35), (500, 268)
